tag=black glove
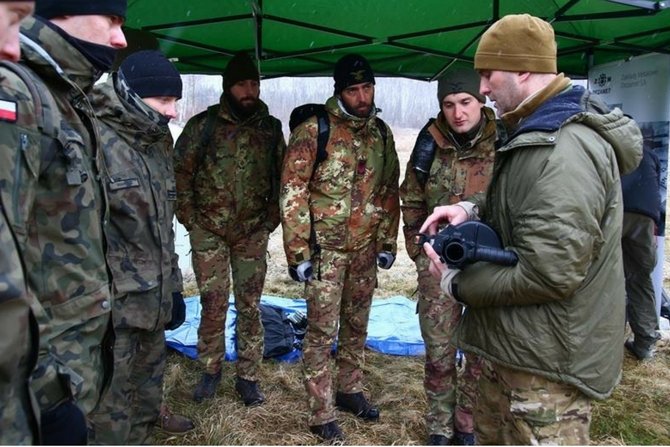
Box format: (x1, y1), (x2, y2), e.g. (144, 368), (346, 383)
(40, 399), (87, 445)
(165, 291), (186, 330)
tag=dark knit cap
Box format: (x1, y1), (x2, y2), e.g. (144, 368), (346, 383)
(333, 53), (375, 95)
(437, 67), (485, 104)
(120, 50), (182, 99)
(35, 0), (127, 19)
(223, 52), (259, 91)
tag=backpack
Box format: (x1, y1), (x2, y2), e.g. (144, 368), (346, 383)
(289, 103), (388, 173)
(259, 303), (297, 358)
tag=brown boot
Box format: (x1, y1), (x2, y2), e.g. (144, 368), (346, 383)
(157, 404), (194, 435)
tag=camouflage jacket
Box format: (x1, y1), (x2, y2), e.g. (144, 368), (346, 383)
(0, 208), (39, 444)
(90, 73), (182, 330)
(281, 95), (400, 265)
(174, 94), (285, 236)
(0, 17), (112, 413)
(400, 107), (497, 260)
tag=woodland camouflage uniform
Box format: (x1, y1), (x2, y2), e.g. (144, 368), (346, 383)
(0, 16), (113, 418)
(281, 95), (400, 426)
(0, 208), (39, 444)
(174, 93), (285, 379)
(400, 107), (497, 440)
(87, 73), (183, 444)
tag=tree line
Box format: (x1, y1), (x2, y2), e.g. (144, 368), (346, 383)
(175, 74), (439, 133)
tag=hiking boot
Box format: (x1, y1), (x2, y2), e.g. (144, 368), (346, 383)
(309, 421), (345, 443)
(193, 371), (222, 402)
(157, 404), (194, 434)
(624, 339), (654, 361)
(235, 376), (265, 407)
(427, 434), (450, 445)
(452, 431), (476, 445)
(335, 391), (380, 421)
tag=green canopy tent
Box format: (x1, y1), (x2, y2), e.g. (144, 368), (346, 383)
(123, 0), (670, 80)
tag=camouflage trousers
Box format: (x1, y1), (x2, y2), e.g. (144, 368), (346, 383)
(88, 290), (167, 445)
(415, 254), (482, 438)
(475, 361), (591, 445)
(190, 225), (268, 378)
(302, 243), (377, 426)
(622, 212), (660, 349)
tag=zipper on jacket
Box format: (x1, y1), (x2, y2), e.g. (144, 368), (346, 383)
(12, 133), (29, 223)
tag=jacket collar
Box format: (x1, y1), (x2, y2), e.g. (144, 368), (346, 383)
(19, 16), (101, 95)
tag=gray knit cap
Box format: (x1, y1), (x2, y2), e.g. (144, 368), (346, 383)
(437, 68), (485, 104)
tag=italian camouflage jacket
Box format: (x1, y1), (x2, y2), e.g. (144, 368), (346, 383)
(90, 73), (183, 331)
(280, 95), (400, 265)
(400, 107), (497, 260)
(0, 16), (112, 414)
(174, 94), (285, 237)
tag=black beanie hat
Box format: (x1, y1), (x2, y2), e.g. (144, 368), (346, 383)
(333, 53), (375, 95)
(35, 0), (127, 19)
(223, 52), (259, 91)
(120, 50), (182, 99)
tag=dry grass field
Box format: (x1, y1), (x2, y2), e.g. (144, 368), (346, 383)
(157, 128), (670, 445)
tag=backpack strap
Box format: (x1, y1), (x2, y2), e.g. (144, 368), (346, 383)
(0, 62), (89, 186)
(375, 116), (388, 148)
(192, 105), (218, 192)
(0, 61), (58, 140)
(410, 119), (437, 188)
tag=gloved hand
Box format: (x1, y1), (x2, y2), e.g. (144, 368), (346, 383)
(165, 291), (186, 330)
(40, 399), (87, 445)
(288, 261), (313, 282)
(440, 268), (461, 301)
(377, 251), (396, 269)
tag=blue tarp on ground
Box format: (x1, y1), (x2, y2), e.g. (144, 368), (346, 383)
(165, 295), (425, 362)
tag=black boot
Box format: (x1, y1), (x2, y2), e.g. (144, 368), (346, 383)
(309, 421), (345, 443)
(452, 431), (476, 445)
(193, 371), (222, 403)
(427, 434), (450, 445)
(335, 391), (380, 421)
(235, 376), (266, 406)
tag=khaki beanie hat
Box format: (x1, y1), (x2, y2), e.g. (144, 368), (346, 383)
(475, 14), (557, 74)
(437, 67), (485, 104)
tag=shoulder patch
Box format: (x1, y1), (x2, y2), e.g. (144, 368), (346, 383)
(0, 99), (17, 122)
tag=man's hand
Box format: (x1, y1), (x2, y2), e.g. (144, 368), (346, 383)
(424, 242), (460, 300)
(377, 251), (396, 269)
(419, 202), (474, 235)
(289, 261), (313, 282)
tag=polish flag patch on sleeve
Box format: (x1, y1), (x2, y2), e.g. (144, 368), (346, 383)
(0, 99), (17, 122)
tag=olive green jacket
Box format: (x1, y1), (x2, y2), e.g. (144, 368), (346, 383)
(455, 85), (643, 400)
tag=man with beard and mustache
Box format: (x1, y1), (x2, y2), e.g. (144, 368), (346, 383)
(174, 51), (285, 406)
(0, 0), (127, 444)
(280, 53), (400, 442)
